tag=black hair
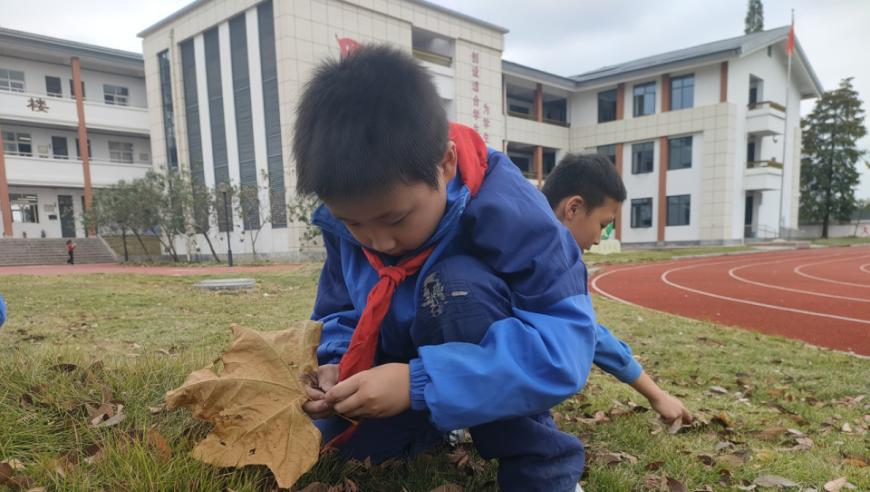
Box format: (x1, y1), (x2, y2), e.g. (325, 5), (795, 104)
(292, 44), (448, 201)
(541, 153), (627, 212)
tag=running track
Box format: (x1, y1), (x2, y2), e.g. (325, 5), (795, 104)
(591, 247), (870, 356)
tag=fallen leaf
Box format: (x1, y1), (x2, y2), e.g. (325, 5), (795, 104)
(165, 322), (322, 489)
(25, 488), (46, 492)
(758, 427), (787, 440)
(644, 475), (666, 489)
(754, 475), (799, 488)
(841, 457), (866, 468)
(824, 477), (849, 492)
(148, 404), (165, 415)
(667, 477), (687, 492)
(841, 423), (853, 433)
(669, 416), (685, 435)
(646, 460), (664, 471)
(49, 363), (79, 373)
(693, 486), (714, 492)
(697, 453), (715, 466)
(1, 460), (25, 472)
(710, 386), (729, 394)
(713, 411), (733, 428)
(298, 483), (329, 492)
(147, 428), (172, 462)
(0, 461), (31, 489)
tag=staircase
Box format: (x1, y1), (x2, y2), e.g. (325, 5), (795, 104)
(0, 238), (117, 266)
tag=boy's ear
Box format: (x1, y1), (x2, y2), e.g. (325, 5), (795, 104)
(566, 195), (586, 218)
(440, 142), (458, 182)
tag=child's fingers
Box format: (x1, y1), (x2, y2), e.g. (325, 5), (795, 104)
(302, 399), (332, 419)
(305, 385), (326, 401)
(331, 391), (365, 418)
(324, 374), (362, 405)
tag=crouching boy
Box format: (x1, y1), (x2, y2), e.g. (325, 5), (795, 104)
(296, 45), (596, 491)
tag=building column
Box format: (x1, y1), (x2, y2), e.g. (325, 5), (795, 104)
(614, 143), (624, 241)
(720, 61), (728, 103)
(534, 83), (543, 122)
(71, 57), (94, 236)
(616, 83), (625, 120)
(0, 128), (13, 237)
(534, 145), (543, 188)
(657, 137), (669, 243)
(661, 73), (671, 112)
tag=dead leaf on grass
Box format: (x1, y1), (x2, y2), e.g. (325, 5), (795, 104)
(823, 477), (852, 492)
(147, 427), (172, 462)
(667, 477), (687, 492)
(165, 322), (322, 489)
(709, 386), (729, 394)
(753, 475), (799, 488)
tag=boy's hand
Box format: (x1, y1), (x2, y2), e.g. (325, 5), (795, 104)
(650, 392), (693, 424)
(302, 364), (340, 420)
(324, 363), (410, 419)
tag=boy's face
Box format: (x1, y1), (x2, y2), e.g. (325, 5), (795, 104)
(556, 195), (621, 251)
(324, 143), (457, 257)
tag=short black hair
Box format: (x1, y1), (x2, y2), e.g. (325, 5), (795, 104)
(293, 44), (448, 201)
(541, 153), (627, 211)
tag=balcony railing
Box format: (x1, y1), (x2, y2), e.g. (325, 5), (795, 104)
(0, 89), (149, 134)
(507, 111), (570, 127)
(748, 100), (786, 112)
(747, 159), (783, 169)
(4, 153), (152, 188)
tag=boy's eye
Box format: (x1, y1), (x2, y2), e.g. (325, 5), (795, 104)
(389, 215), (408, 226)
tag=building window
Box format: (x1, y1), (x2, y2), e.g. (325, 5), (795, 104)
(597, 144), (617, 166)
(69, 79), (85, 99)
(258, 0), (287, 227)
(75, 138), (92, 159)
(667, 194), (691, 226)
(45, 76), (63, 97)
(670, 74), (694, 110)
(631, 198), (653, 228)
(597, 89), (618, 123)
(103, 84), (129, 106)
(668, 136), (692, 170)
(10, 194), (39, 223)
(0, 68), (25, 92)
(2, 131), (32, 156)
(633, 82), (656, 117)
(632, 141), (654, 174)
(157, 50), (178, 170)
(749, 76), (763, 105)
(109, 141), (134, 163)
(51, 136), (69, 159)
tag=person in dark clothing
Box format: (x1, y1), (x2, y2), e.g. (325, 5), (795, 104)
(66, 239), (76, 264)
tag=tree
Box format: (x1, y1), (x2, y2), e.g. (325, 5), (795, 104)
(82, 180), (151, 261)
(188, 179), (223, 263)
(800, 78), (867, 238)
(744, 0), (764, 34)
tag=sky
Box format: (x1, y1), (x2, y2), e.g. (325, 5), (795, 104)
(2, 0), (869, 199)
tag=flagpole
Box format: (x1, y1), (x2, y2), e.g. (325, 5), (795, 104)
(778, 10), (794, 238)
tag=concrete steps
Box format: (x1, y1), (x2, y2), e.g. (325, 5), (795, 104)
(0, 238), (117, 266)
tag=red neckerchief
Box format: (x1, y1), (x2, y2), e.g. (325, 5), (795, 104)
(324, 123), (487, 450)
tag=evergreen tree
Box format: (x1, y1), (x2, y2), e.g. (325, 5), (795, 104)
(744, 0), (764, 34)
(800, 78), (867, 238)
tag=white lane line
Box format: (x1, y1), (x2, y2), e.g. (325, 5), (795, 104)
(729, 255), (870, 303)
(793, 254), (870, 288)
(661, 262), (870, 325)
(860, 263), (870, 275)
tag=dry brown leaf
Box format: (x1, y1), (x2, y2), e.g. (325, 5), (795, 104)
(298, 483), (329, 492)
(710, 385), (729, 394)
(667, 477), (688, 492)
(148, 404), (165, 415)
(147, 428), (172, 462)
(668, 415), (685, 435)
(753, 474), (799, 488)
(841, 457), (866, 468)
(824, 477), (849, 492)
(644, 474), (666, 489)
(0, 461), (31, 489)
(165, 322), (322, 489)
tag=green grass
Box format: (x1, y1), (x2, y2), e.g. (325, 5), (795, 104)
(810, 236), (870, 247)
(1, 268), (867, 491)
(584, 245), (755, 266)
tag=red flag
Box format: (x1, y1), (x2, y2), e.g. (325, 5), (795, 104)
(786, 21), (795, 56)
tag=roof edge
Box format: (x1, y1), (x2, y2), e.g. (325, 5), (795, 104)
(0, 26), (143, 61)
(138, 0), (209, 38)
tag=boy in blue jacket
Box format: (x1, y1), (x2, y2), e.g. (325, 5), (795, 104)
(542, 154), (692, 424)
(297, 45), (594, 491)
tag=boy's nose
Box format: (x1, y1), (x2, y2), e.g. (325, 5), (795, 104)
(371, 235), (398, 254)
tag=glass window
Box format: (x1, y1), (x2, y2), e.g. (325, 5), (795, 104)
(2, 131), (32, 156)
(597, 144), (617, 166)
(103, 84), (129, 106)
(10, 193), (39, 223)
(75, 138), (92, 159)
(157, 50), (178, 170)
(668, 136), (692, 170)
(667, 195), (691, 226)
(633, 82), (656, 117)
(632, 141), (654, 174)
(670, 74), (694, 110)
(631, 198), (653, 228)
(45, 76), (63, 97)
(0, 68), (25, 92)
(69, 79), (86, 99)
(51, 136), (69, 159)
(597, 89), (618, 123)
(109, 141), (134, 163)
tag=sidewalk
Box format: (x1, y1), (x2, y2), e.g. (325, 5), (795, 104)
(0, 263), (305, 276)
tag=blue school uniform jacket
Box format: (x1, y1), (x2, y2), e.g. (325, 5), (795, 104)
(311, 149), (598, 432)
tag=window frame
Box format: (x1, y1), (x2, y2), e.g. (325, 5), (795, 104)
(2, 131), (33, 157)
(597, 88), (618, 123)
(9, 193), (39, 224)
(632, 81), (656, 117)
(669, 74), (694, 110)
(69, 79), (86, 99)
(108, 141), (134, 163)
(630, 198), (653, 228)
(666, 194), (691, 226)
(631, 141), (654, 174)
(0, 68), (25, 93)
(668, 136), (693, 170)
(103, 84), (130, 106)
(597, 144), (617, 166)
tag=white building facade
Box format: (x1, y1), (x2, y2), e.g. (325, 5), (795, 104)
(0, 28), (151, 239)
(140, 1), (822, 253)
(139, 0), (506, 258)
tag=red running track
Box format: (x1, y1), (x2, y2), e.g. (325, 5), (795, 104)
(591, 247), (870, 356)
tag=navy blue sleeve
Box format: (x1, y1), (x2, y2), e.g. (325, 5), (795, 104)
(594, 324), (643, 384)
(311, 231), (360, 365)
(0, 294), (6, 328)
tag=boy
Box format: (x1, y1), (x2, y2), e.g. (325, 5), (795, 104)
(542, 154), (692, 423)
(296, 45), (595, 491)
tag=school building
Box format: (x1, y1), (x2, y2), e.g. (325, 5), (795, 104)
(130, 0), (821, 255)
(0, 27), (151, 239)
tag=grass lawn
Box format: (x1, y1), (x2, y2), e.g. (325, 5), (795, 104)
(0, 267), (867, 491)
(810, 237), (870, 247)
(583, 246), (756, 266)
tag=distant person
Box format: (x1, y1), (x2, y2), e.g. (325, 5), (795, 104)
(542, 153), (693, 424)
(66, 239), (76, 265)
